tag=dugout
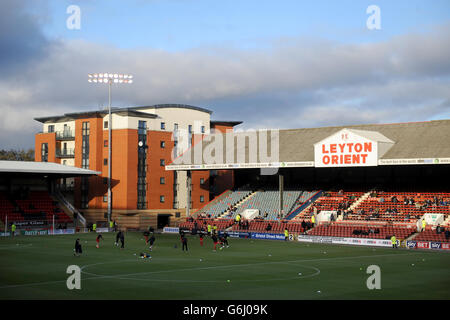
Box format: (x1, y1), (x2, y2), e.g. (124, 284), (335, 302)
(0, 160), (99, 230)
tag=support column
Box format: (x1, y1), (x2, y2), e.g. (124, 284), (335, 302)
(279, 172), (284, 218)
(186, 170), (192, 217)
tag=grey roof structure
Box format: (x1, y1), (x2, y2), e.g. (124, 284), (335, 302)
(34, 104), (212, 123)
(210, 120), (243, 127)
(0, 161), (100, 176)
(139, 104), (213, 114)
(167, 119), (450, 170)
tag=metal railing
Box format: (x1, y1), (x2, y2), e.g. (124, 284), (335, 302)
(56, 148), (75, 157)
(55, 130), (75, 140)
(54, 189), (86, 227)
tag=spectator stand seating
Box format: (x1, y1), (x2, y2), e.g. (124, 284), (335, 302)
(346, 191), (450, 223)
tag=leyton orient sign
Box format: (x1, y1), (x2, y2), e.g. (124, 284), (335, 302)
(314, 129), (379, 167)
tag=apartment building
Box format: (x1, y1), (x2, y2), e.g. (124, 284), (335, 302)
(34, 104), (240, 217)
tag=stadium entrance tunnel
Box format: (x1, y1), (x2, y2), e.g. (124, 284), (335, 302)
(157, 214), (171, 229)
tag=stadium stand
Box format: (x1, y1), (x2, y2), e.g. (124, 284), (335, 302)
(345, 190), (450, 223)
(178, 184), (450, 245)
(231, 188), (303, 220)
(308, 222), (416, 240)
(231, 220), (309, 234)
(292, 190), (364, 221)
(413, 228), (450, 243)
(193, 187), (254, 219)
(179, 217), (234, 232)
(0, 190), (72, 225)
(0, 191), (23, 222)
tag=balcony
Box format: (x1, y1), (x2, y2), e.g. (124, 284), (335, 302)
(55, 130), (75, 140)
(56, 148), (75, 158)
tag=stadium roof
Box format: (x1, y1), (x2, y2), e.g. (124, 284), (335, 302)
(0, 161), (100, 176)
(210, 120), (243, 127)
(167, 119), (450, 170)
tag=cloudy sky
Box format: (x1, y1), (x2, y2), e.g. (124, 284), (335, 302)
(1, 0), (450, 149)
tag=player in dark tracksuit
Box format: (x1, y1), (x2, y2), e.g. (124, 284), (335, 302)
(212, 234), (219, 251)
(220, 232), (229, 248)
(74, 238), (82, 256)
(149, 234), (155, 251)
(115, 231), (122, 246)
(181, 234), (188, 251)
(119, 232), (125, 249)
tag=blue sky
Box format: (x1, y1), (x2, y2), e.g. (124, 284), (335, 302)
(43, 0), (450, 50)
(1, 0), (450, 149)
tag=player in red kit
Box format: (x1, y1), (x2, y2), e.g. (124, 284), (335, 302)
(199, 233), (204, 246)
(96, 234), (103, 248)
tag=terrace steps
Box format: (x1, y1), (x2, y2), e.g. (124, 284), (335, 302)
(348, 190), (373, 211)
(217, 190), (258, 219)
(406, 232), (419, 241)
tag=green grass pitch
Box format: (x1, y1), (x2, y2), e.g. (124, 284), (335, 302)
(0, 232), (449, 300)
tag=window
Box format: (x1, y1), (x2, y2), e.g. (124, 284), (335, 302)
(173, 140), (178, 157)
(160, 195), (165, 203)
(104, 121), (108, 129)
(188, 125), (193, 147)
(82, 122), (90, 169)
(137, 123), (148, 210)
(82, 158), (89, 169)
(160, 159), (165, 166)
(104, 158), (108, 166)
(41, 143), (48, 162)
(103, 178), (107, 185)
(201, 126), (205, 134)
(160, 177), (165, 184)
(48, 125), (55, 133)
(174, 123), (178, 131)
(160, 122), (165, 130)
(200, 195), (205, 203)
(80, 177), (89, 209)
(200, 178), (205, 185)
(138, 120), (147, 135)
(103, 195), (108, 203)
(160, 141), (165, 148)
(82, 121), (90, 135)
(104, 140), (108, 147)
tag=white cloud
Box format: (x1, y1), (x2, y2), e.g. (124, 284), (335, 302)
(1, 19), (450, 149)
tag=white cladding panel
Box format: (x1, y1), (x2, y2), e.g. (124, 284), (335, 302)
(140, 107), (210, 134)
(44, 121), (75, 134)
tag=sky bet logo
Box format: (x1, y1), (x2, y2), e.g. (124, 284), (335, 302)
(431, 242), (442, 249)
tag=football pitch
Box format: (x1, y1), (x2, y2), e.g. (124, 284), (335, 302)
(0, 232), (449, 300)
